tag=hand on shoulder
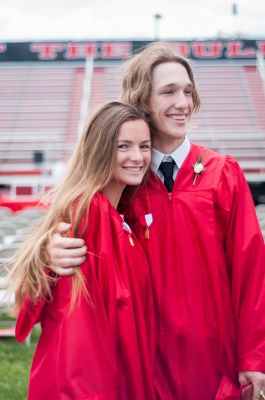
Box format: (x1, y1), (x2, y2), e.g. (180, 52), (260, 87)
(46, 222), (87, 276)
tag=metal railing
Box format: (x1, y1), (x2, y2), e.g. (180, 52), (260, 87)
(78, 57), (94, 136)
(256, 51), (265, 95)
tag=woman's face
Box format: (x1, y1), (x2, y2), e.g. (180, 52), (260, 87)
(111, 119), (151, 189)
(148, 62), (194, 152)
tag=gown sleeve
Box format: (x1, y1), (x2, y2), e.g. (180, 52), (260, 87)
(215, 156), (265, 372)
(15, 267), (53, 343)
(17, 199), (120, 400)
(41, 254), (119, 400)
(15, 296), (45, 343)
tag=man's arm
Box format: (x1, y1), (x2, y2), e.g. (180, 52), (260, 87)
(46, 222), (87, 276)
(216, 157), (265, 398)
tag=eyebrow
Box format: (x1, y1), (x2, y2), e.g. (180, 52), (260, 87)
(160, 82), (193, 90)
(117, 139), (151, 143)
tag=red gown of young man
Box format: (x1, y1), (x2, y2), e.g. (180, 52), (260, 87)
(125, 143), (265, 400)
(16, 193), (155, 400)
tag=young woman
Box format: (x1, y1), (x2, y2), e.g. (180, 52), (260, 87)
(10, 102), (155, 400)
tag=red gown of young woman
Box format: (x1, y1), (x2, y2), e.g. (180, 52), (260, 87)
(125, 143), (265, 400)
(16, 193), (155, 400)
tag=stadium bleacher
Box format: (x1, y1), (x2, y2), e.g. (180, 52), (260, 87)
(0, 40), (265, 201)
(244, 65), (265, 130)
(0, 205), (45, 343)
(89, 62), (122, 110)
(0, 64), (85, 165)
(191, 61), (265, 182)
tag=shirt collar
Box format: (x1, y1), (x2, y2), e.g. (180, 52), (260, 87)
(151, 136), (191, 174)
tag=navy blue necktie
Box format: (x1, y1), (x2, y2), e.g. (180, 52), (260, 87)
(159, 158), (175, 192)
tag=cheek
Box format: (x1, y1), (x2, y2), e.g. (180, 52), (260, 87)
(115, 153), (126, 165)
(189, 97), (194, 110)
(144, 152), (152, 166)
(150, 110), (163, 127)
(148, 98), (160, 117)
(155, 110), (165, 125)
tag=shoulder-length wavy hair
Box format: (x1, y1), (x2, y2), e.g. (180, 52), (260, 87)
(121, 42), (200, 114)
(10, 101), (148, 314)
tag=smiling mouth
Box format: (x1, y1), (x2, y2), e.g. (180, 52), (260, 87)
(123, 167), (144, 173)
(167, 114), (187, 121)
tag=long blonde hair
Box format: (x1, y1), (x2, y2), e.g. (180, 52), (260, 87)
(10, 101), (148, 314)
(121, 42), (201, 114)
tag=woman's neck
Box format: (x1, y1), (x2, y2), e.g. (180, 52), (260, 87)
(101, 183), (125, 209)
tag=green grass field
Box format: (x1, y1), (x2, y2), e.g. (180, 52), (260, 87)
(0, 316), (39, 400)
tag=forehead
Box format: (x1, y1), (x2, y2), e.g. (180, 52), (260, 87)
(118, 119), (150, 140)
(151, 62), (191, 89)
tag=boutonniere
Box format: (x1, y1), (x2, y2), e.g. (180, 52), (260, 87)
(193, 155), (206, 186)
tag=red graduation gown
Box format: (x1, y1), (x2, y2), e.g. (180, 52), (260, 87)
(16, 193), (155, 400)
(125, 143), (265, 400)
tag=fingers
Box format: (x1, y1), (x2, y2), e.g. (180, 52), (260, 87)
(238, 374), (248, 386)
(52, 233), (86, 250)
(51, 256), (86, 268)
(252, 383), (259, 400)
(239, 371), (265, 400)
(55, 222), (72, 235)
(52, 246), (87, 259)
(260, 390), (265, 400)
(253, 375), (265, 400)
(252, 382), (265, 400)
(48, 242), (87, 266)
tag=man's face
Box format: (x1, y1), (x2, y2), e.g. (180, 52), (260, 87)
(148, 62), (194, 152)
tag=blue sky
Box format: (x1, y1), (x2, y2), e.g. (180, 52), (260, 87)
(0, 0), (264, 41)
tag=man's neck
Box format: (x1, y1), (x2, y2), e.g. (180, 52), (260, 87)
(152, 136), (185, 154)
(151, 136), (190, 174)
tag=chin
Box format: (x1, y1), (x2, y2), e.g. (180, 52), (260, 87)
(167, 132), (186, 143)
(175, 128), (188, 138)
(126, 178), (144, 186)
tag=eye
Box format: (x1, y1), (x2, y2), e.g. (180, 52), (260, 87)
(140, 144), (151, 150)
(184, 88), (193, 95)
(117, 143), (128, 150)
(162, 89), (173, 95)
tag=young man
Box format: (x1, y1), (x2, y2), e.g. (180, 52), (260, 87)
(46, 43), (265, 400)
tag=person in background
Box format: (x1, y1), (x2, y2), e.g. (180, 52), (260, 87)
(10, 102), (155, 400)
(46, 43), (265, 400)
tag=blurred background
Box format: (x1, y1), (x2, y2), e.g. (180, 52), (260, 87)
(0, 1), (265, 398)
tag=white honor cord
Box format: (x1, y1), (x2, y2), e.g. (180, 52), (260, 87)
(145, 213), (153, 227)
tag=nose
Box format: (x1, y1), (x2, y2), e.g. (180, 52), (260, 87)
(130, 146), (143, 162)
(174, 90), (188, 109)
